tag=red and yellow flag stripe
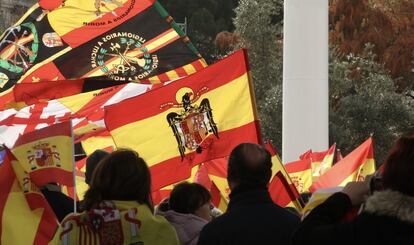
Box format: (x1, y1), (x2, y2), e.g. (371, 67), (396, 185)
(105, 49), (260, 190)
(0, 150), (57, 244)
(266, 144), (303, 210)
(12, 121), (74, 187)
(48, 0), (154, 48)
(311, 144), (336, 178)
(285, 158), (312, 193)
(310, 138), (375, 192)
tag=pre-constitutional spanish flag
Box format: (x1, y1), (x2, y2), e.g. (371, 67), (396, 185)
(309, 137), (376, 192)
(105, 49), (260, 190)
(0, 0), (205, 109)
(11, 121), (74, 187)
(0, 149), (57, 244)
(285, 158), (312, 193)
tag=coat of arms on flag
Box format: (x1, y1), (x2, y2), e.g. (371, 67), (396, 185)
(27, 141), (61, 170)
(105, 49), (260, 190)
(165, 87), (219, 159)
(12, 121), (74, 187)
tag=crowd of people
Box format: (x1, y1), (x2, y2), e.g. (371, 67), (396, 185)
(46, 138), (414, 244)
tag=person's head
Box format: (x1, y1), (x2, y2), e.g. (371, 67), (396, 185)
(169, 182), (212, 221)
(82, 149), (152, 211)
(227, 143), (272, 190)
(85, 150), (109, 185)
(382, 136), (414, 197)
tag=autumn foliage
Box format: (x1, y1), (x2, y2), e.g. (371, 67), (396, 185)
(330, 0), (414, 90)
(214, 31), (240, 53)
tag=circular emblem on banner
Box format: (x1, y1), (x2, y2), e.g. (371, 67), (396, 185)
(90, 32), (159, 82)
(42, 32), (64, 48)
(0, 22), (39, 92)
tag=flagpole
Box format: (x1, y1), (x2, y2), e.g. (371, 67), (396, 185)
(70, 119), (77, 213)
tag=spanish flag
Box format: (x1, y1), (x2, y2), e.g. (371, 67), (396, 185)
(210, 181), (229, 212)
(152, 161), (229, 212)
(312, 143), (336, 178)
(0, 0), (206, 109)
(266, 143), (303, 210)
(309, 137), (376, 192)
(299, 149), (312, 160)
(151, 162), (204, 205)
(202, 158), (230, 211)
(62, 156), (88, 201)
(152, 143), (291, 212)
(11, 121), (74, 187)
(194, 163), (229, 212)
(78, 130), (116, 156)
(285, 158), (312, 193)
(300, 144), (336, 178)
(105, 49), (260, 190)
(0, 149), (57, 244)
(152, 158), (230, 211)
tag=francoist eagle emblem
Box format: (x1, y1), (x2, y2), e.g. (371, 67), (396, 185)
(162, 87), (219, 160)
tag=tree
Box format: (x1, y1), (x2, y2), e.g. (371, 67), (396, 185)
(233, 0), (414, 162)
(330, 0), (414, 92)
(329, 44), (414, 163)
(233, 0), (284, 151)
(159, 0), (238, 63)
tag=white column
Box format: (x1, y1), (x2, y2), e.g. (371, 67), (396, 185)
(282, 0), (329, 163)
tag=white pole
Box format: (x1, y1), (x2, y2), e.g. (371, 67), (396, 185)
(282, 0), (329, 163)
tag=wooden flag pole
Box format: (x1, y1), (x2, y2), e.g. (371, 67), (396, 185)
(70, 119), (77, 213)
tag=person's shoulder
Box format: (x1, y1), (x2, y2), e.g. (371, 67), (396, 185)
(157, 215), (176, 230)
(197, 217), (223, 245)
(198, 212), (249, 245)
(200, 213), (231, 235)
(262, 203), (301, 223)
(152, 212), (178, 233)
(151, 213), (180, 244)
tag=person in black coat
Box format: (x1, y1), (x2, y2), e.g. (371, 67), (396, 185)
(293, 136), (414, 245)
(198, 143), (300, 245)
(41, 183), (76, 222)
